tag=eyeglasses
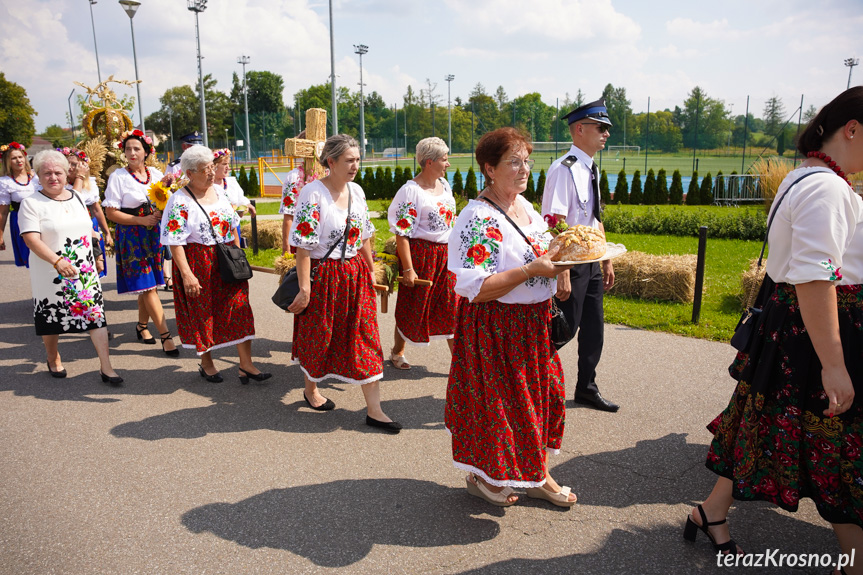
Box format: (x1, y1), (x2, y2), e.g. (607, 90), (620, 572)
(196, 164), (216, 174)
(505, 158), (535, 171)
(581, 122), (610, 134)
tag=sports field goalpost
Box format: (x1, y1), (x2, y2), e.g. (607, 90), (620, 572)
(606, 145), (640, 156)
(531, 142), (641, 157)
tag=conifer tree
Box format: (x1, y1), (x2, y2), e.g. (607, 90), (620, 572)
(394, 165), (404, 189)
(374, 166), (385, 200)
(238, 165), (248, 194)
(452, 168), (464, 197)
(465, 166), (478, 199)
(403, 167), (413, 182)
(536, 169), (546, 200)
(525, 171), (536, 203)
(669, 169), (684, 204)
(599, 170), (611, 205)
(656, 168), (669, 204)
(700, 172), (714, 205)
(714, 170), (724, 203)
(629, 170), (643, 204)
(643, 169), (656, 204)
(384, 167), (393, 198)
(247, 167), (259, 197)
(363, 167), (375, 195)
(614, 169), (629, 204)
(685, 170), (699, 205)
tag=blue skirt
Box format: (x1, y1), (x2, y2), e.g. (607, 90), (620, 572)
(10, 210), (30, 267)
(114, 223), (164, 294)
(91, 216), (107, 278)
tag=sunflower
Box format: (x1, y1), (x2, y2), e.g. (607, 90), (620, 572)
(147, 181), (171, 211)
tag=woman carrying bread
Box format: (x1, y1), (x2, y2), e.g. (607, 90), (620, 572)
(387, 136), (460, 369)
(445, 127), (575, 507)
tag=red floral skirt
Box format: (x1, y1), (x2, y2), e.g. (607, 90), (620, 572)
(708, 283), (863, 527)
(172, 243), (255, 355)
(292, 256), (384, 384)
(445, 299), (566, 488)
(395, 238), (460, 345)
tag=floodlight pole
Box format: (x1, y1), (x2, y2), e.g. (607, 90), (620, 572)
(354, 44), (368, 160)
(238, 55), (251, 161)
(68, 90), (76, 141)
(88, 0), (102, 84)
(846, 58), (859, 90)
(328, 0), (338, 135)
(188, 0), (208, 147)
(119, 0), (145, 133)
(445, 74), (454, 153)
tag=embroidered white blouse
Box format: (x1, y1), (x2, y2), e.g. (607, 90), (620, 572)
(288, 180), (374, 260)
(0, 174), (39, 205)
(448, 195), (556, 304)
(102, 167), (164, 210)
(219, 176), (251, 209)
(766, 167), (863, 286)
(388, 179), (457, 243)
(159, 189), (240, 246)
(279, 167), (303, 217)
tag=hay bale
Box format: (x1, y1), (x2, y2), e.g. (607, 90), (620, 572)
(374, 253), (399, 291)
(608, 251), (697, 303)
(240, 220), (282, 250)
(274, 254), (296, 283)
(740, 259), (767, 308)
(384, 235), (397, 255)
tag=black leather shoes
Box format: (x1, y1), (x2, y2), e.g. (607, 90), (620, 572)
(303, 392), (335, 411)
(573, 390), (619, 412)
(365, 415), (402, 434)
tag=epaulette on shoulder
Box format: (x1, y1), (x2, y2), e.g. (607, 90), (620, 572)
(561, 155), (577, 168)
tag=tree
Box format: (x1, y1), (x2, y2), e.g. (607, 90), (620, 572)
(374, 166), (386, 200)
(41, 124), (72, 147)
(465, 166), (478, 199)
(494, 86), (508, 110)
(677, 87), (730, 150)
(384, 167), (393, 198)
(700, 172), (713, 205)
(614, 169), (629, 204)
(631, 110), (683, 153)
(599, 170), (610, 206)
(524, 171), (537, 203)
(714, 171), (725, 202)
(246, 71), (285, 113)
(685, 171), (699, 205)
(601, 84), (632, 147)
(238, 166), (248, 194)
(656, 169), (669, 204)
(0, 72), (36, 145)
(452, 168), (464, 196)
(403, 167), (413, 182)
(247, 166), (259, 197)
(762, 96), (786, 140)
(629, 170), (643, 204)
(803, 105), (818, 123)
(536, 169), (546, 200)
(643, 169), (656, 204)
(363, 167), (375, 197)
(394, 166), (404, 189)
(669, 169), (684, 204)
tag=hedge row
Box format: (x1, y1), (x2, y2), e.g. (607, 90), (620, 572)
(602, 206), (767, 240)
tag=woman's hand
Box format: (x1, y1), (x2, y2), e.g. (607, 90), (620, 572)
(287, 288), (310, 315)
(822, 364), (855, 417)
(0, 236), (5, 250)
(526, 246), (573, 278)
(77, 161), (90, 180)
(139, 213), (161, 227)
(247, 204), (257, 218)
(400, 267), (417, 287)
(556, 268), (571, 301)
(55, 258), (78, 278)
(105, 232), (114, 247)
(182, 272), (202, 298)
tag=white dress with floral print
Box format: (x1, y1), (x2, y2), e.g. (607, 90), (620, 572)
(387, 178), (456, 242)
(159, 189), (240, 246)
(288, 180), (374, 259)
(17, 191), (107, 335)
(448, 195), (556, 304)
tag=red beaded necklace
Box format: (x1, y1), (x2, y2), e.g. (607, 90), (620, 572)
(130, 166), (151, 185)
(12, 173), (32, 186)
(807, 151), (852, 187)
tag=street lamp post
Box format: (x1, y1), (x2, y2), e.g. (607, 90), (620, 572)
(237, 55), (251, 161)
(88, 0), (102, 84)
(846, 57), (860, 90)
(328, 0), (338, 135)
(118, 0), (145, 133)
(354, 44), (368, 161)
(168, 106), (175, 159)
(445, 74), (454, 153)
(187, 0), (208, 147)
(68, 89), (76, 141)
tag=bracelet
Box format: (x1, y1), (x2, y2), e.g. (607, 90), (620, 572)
(403, 268), (413, 273)
(52, 257), (63, 269)
(74, 175), (85, 180)
(520, 265), (531, 281)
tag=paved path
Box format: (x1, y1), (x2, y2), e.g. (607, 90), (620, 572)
(0, 227), (842, 574)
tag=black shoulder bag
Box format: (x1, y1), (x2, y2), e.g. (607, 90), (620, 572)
(480, 195), (574, 350)
(729, 170), (824, 352)
(187, 187), (253, 284)
(272, 188), (352, 311)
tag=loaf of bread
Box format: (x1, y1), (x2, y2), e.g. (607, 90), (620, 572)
(549, 225), (607, 261)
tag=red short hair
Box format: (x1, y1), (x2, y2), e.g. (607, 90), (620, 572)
(475, 127), (533, 179)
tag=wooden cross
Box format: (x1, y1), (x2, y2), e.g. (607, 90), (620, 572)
(284, 108), (327, 179)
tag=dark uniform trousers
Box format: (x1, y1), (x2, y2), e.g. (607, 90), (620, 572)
(554, 261), (603, 394)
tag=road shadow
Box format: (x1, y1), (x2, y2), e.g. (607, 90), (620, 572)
(181, 479), (501, 568)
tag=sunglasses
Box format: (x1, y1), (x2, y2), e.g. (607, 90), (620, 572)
(580, 122), (610, 134)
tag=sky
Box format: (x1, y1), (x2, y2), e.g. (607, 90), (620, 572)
(2, 0), (861, 134)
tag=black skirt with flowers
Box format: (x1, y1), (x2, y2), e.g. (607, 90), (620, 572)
(707, 283), (863, 527)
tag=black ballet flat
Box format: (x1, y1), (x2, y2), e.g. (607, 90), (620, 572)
(303, 391), (335, 411)
(47, 362), (67, 379)
(160, 331), (180, 357)
(198, 365), (223, 383)
(365, 415), (402, 434)
(238, 368), (272, 385)
(136, 323), (156, 344)
(100, 371), (124, 387)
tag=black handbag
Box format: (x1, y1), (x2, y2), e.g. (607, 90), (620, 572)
(272, 189), (352, 311)
(730, 170), (823, 352)
(188, 187), (253, 284)
(479, 195), (574, 350)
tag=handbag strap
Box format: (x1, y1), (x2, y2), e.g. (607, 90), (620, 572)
(186, 186), (228, 244)
(317, 184), (353, 264)
(479, 195), (541, 258)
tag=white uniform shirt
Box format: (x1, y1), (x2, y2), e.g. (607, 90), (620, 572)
(542, 144), (599, 228)
(288, 180), (375, 260)
(159, 189), (240, 246)
(388, 179), (457, 244)
(102, 167), (165, 209)
(766, 167), (863, 286)
(0, 174), (39, 205)
(448, 196), (556, 304)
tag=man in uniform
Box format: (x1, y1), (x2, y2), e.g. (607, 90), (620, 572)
(541, 98), (619, 413)
(165, 131), (203, 176)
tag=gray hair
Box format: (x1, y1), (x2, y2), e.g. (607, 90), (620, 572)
(32, 150), (69, 176)
(416, 137), (449, 169)
(318, 134), (359, 169)
(180, 145), (214, 173)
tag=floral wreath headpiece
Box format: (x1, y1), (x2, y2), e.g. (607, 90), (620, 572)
(56, 147), (88, 162)
(1, 142), (26, 158)
(213, 148), (231, 160)
(117, 129), (156, 155)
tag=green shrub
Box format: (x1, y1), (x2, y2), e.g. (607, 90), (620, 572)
(374, 166), (385, 199)
(669, 169), (683, 204)
(715, 171), (725, 201)
(536, 169), (546, 201)
(599, 170), (611, 205)
(465, 166), (477, 199)
(602, 206), (767, 240)
(403, 167), (413, 182)
(700, 172), (713, 205)
(394, 166), (404, 189)
(238, 165), (248, 195)
(656, 168), (669, 204)
(630, 170), (643, 204)
(384, 167), (393, 198)
(247, 167), (259, 197)
(643, 169), (656, 204)
(614, 169), (629, 204)
(452, 168), (464, 196)
(685, 170), (699, 205)
(363, 167), (375, 195)
(525, 171), (537, 203)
